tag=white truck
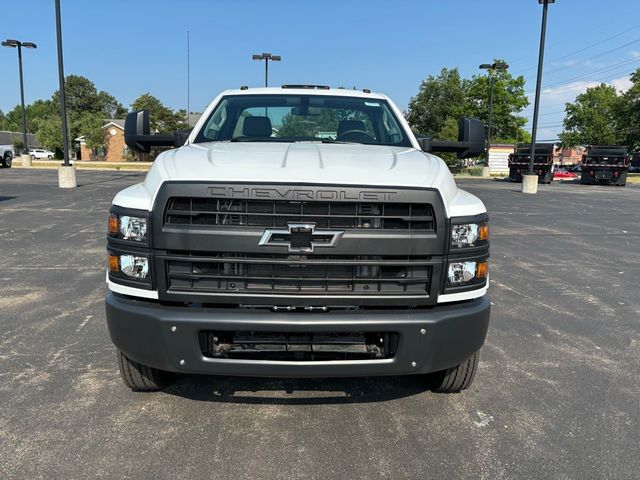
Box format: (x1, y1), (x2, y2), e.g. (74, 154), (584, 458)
(106, 86), (491, 392)
(0, 145), (13, 168)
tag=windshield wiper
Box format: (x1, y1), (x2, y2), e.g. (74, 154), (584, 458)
(320, 138), (358, 145)
(230, 137), (285, 142)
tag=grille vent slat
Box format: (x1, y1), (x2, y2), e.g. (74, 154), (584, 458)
(165, 253), (431, 296)
(165, 198), (435, 231)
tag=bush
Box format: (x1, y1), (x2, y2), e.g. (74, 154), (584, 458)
(460, 166), (483, 176)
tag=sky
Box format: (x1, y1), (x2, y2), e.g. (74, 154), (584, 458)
(1, 0), (640, 141)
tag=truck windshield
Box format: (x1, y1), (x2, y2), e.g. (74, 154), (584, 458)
(193, 94), (412, 147)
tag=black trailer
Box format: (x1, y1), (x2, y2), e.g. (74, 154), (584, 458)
(508, 143), (554, 184)
(581, 145), (629, 186)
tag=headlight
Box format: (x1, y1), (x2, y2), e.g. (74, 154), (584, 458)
(446, 259), (488, 288)
(450, 220), (489, 249)
(109, 254), (149, 280)
(109, 213), (147, 242)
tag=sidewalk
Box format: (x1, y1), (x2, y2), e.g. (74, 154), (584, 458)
(14, 159), (153, 172)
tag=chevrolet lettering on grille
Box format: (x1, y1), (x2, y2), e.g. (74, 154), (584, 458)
(258, 223), (344, 253)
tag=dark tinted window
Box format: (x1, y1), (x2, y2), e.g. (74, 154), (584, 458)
(194, 94), (411, 147)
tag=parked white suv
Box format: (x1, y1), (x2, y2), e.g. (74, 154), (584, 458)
(106, 85), (491, 393)
(29, 148), (54, 159)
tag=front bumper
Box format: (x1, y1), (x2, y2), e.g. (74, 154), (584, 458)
(105, 293), (490, 377)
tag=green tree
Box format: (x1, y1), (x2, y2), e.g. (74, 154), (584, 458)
(406, 68), (466, 136)
(559, 84), (621, 147)
(51, 75), (124, 118)
(463, 67), (530, 143)
(73, 112), (106, 149)
(1, 99), (56, 135)
(617, 68), (640, 150)
(406, 63), (530, 144)
(131, 93), (188, 134)
(278, 115), (320, 137)
(31, 75), (127, 151)
(97, 91), (127, 119)
(277, 107), (373, 139)
(35, 115), (63, 152)
(433, 117), (460, 165)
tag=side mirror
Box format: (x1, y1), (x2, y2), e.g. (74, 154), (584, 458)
(457, 117), (485, 159)
(124, 110), (187, 154)
(418, 117), (486, 159)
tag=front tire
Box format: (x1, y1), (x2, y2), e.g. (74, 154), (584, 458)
(117, 350), (170, 391)
(2, 152), (12, 168)
(430, 351), (479, 393)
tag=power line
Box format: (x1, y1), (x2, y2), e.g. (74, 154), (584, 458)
(523, 101), (571, 111)
(514, 24), (640, 75)
(523, 37), (640, 82)
(525, 57), (640, 94)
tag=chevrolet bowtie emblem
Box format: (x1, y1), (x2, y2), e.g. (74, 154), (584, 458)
(258, 223), (344, 253)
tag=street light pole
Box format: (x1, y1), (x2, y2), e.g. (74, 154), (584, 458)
(252, 52), (281, 87)
(529, 0), (555, 176)
(2, 39), (37, 155)
(479, 62), (509, 166)
(54, 0), (76, 188)
(55, 0), (70, 167)
(487, 74), (495, 161)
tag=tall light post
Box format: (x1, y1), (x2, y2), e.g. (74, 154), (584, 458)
(252, 52), (281, 87)
(55, 0), (76, 188)
(2, 39), (37, 156)
(524, 0), (555, 194)
(479, 61), (509, 166)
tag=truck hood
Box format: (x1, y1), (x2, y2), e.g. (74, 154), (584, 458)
(154, 142), (441, 185)
(115, 142), (483, 217)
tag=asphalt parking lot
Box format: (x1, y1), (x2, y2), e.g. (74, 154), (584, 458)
(1, 169), (639, 479)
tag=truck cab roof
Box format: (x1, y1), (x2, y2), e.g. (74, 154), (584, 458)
(219, 85), (389, 101)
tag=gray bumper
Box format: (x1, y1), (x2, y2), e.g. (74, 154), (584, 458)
(105, 293), (490, 377)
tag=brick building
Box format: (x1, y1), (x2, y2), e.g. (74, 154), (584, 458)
(76, 119), (128, 162)
(75, 113), (201, 162)
(555, 146), (586, 165)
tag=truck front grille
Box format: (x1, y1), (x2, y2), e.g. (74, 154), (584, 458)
(165, 252), (432, 296)
(165, 198), (435, 231)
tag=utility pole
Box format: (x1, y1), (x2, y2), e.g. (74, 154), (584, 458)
(2, 39), (37, 159)
(55, 0), (76, 187)
(524, 0), (555, 194)
(479, 62), (509, 166)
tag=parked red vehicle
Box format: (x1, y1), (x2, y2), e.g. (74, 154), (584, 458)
(553, 168), (577, 179)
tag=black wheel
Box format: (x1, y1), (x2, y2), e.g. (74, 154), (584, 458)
(47, 155), (53, 160)
(430, 351), (479, 393)
(117, 350), (170, 391)
(616, 172), (627, 187)
(580, 172), (591, 185)
(2, 152), (12, 168)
